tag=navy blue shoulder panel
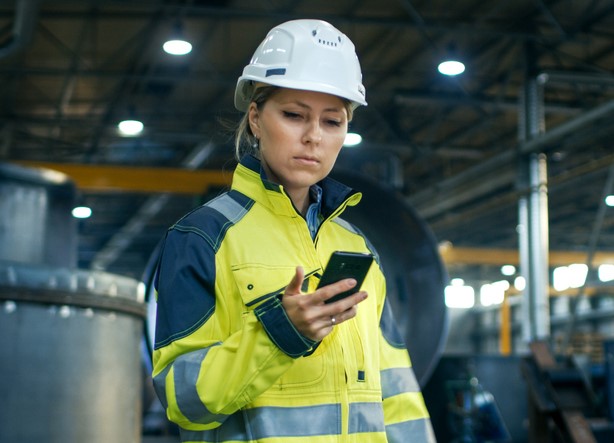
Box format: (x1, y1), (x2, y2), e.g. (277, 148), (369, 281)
(153, 190), (253, 349)
(380, 297), (406, 349)
(172, 190), (254, 253)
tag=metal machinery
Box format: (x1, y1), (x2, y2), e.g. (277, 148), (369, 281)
(0, 163), (147, 443)
(521, 340), (614, 443)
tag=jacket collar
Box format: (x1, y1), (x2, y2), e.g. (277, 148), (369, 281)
(233, 155), (362, 219)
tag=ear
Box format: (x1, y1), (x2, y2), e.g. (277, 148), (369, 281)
(248, 103), (260, 138)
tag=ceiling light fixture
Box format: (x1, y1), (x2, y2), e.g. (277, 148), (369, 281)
(118, 119), (144, 136)
(500, 265), (516, 276)
(163, 39), (192, 56)
(343, 132), (362, 147)
(438, 44), (465, 76)
(163, 22), (192, 56)
(72, 206), (92, 219)
(438, 60), (465, 76)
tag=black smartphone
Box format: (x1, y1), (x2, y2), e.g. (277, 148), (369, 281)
(317, 251), (374, 304)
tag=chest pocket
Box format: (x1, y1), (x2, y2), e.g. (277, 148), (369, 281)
(232, 264), (328, 389)
(231, 263), (296, 307)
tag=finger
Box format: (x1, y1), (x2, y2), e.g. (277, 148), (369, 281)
(284, 266), (305, 297)
(326, 290), (368, 312)
(326, 304), (359, 328)
(317, 278), (357, 303)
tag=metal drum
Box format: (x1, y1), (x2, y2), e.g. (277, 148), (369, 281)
(0, 162), (77, 267)
(0, 162), (146, 443)
(0, 262), (146, 443)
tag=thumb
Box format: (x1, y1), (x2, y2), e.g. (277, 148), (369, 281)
(284, 266), (305, 297)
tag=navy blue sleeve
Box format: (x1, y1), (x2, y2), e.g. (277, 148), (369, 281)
(154, 229), (216, 349)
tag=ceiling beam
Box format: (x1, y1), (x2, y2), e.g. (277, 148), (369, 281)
(90, 142), (218, 271)
(441, 246), (614, 266)
(15, 161), (232, 194)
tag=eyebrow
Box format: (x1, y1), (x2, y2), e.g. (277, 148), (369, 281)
(285, 100), (345, 114)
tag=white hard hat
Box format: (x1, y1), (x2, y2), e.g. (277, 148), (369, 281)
(234, 19), (367, 111)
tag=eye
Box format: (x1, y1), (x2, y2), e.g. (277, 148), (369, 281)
(282, 111), (302, 120)
(325, 119), (342, 127)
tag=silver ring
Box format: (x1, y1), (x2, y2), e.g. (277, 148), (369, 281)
(331, 316), (336, 326)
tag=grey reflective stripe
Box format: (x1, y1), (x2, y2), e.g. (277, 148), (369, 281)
(386, 417), (437, 443)
(208, 194), (249, 223)
(332, 217), (359, 234)
(181, 404), (342, 441)
(152, 364), (172, 409)
(348, 402), (385, 434)
(173, 346), (229, 424)
(381, 367), (421, 399)
(248, 404), (341, 438)
(180, 412), (248, 442)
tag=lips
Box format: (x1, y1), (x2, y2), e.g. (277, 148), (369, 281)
(294, 156), (319, 165)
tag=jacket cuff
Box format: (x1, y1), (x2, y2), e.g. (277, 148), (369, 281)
(254, 296), (317, 358)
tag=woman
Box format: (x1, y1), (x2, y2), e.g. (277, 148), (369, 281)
(152, 19), (435, 443)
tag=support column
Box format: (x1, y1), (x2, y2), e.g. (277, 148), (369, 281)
(518, 54), (551, 345)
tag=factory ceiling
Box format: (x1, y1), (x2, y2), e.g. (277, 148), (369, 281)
(1, 0), (613, 284)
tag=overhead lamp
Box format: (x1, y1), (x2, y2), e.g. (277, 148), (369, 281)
(500, 265), (516, 276)
(599, 264), (614, 282)
(72, 206), (92, 219)
(438, 45), (465, 76)
(163, 39), (192, 55)
(118, 119), (144, 136)
(438, 59), (465, 76)
(514, 276), (526, 291)
(343, 132), (362, 147)
(606, 195), (614, 207)
(163, 22), (192, 56)
(444, 279), (475, 309)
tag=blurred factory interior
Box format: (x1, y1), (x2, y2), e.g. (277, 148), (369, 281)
(1, 0), (614, 442)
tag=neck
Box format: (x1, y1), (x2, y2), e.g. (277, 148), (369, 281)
(286, 187), (310, 216)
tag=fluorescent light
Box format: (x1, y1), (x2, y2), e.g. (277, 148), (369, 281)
(163, 39), (192, 55)
(606, 195), (614, 207)
(438, 60), (465, 76)
(343, 132), (362, 147)
(514, 276), (526, 291)
(553, 264), (588, 291)
(553, 266), (570, 291)
(118, 119), (144, 136)
(480, 280), (509, 306)
(72, 206), (92, 219)
(568, 264), (588, 288)
(598, 264), (614, 282)
(501, 265), (516, 276)
(445, 283), (475, 308)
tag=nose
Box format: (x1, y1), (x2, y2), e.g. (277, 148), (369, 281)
(303, 120), (322, 145)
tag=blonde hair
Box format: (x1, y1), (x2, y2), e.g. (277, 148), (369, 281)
(234, 86), (279, 161)
(233, 85), (354, 161)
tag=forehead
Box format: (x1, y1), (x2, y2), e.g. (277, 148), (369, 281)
(268, 88), (346, 111)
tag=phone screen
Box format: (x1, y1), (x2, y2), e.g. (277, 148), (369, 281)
(317, 251), (374, 304)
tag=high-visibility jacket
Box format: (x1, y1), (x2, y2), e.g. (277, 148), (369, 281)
(152, 155), (436, 443)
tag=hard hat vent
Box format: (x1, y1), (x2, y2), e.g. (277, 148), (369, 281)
(312, 27), (343, 48)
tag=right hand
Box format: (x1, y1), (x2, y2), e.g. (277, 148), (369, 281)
(280, 266), (368, 342)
